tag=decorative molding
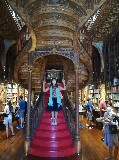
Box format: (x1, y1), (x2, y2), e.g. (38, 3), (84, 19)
(32, 47), (79, 66)
(36, 30), (73, 40)
(37, 40), (73, 48)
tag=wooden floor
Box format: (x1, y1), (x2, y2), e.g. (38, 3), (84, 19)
(0, 118), (119, 160)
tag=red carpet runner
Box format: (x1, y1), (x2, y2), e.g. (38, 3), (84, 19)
(29, 89), (76, 157)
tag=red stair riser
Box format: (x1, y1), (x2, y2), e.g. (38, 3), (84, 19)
(41, 116), (64, 120)
(31, 144), (74, 151)
(42, 113), (64, 117)
(32, 139), (73, 147)
(35, 130), (71, 138)
(43, 111), (64, 115)
(40, 119), (66, 123)
(43, 112), (64, 115)
(38, 124), (67, 131)
(30, 147), (76, 157)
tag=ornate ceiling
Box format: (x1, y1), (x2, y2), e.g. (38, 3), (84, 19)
(86, 0), (119, 41)
(7, 0), (105, 48)
(0, 0), (20, 40)
(0, 0), (118, 91)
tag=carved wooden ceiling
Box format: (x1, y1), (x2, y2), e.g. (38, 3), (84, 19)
(87, 0), (119, 42)
(0, 0), (118, 91)
(0, 0), (20, 40)
(7, 0), (105, 48)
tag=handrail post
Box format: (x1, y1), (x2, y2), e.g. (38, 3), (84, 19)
(25, 52), (33, 155)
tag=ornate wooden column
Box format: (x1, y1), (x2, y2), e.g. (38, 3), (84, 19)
(25, 52), (33, 155)
(75, 66), (81, 155)
(73, 45), (81, 154)
(75, 66), (79, 141)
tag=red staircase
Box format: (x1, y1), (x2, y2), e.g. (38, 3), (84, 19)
(29, 84), (76, 157)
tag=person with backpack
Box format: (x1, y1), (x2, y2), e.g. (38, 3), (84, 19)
(86, 98), (94, 129)
(3, 100), (14, 138)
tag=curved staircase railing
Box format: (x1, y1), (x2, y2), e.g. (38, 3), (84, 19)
(30, 93), (44, 138)
(15, 38), (31, 65)
(15, 24), (31, 65)
(16, 25), (31, 54)
(74, 26), (93, 87)
(14, 25), (31, 84)
(63, 91), (75, 139)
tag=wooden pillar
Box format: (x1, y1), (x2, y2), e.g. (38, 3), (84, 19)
(25, 52), (33, 155)
(75, 66), (81, 155)
(75, 67), (79, 141)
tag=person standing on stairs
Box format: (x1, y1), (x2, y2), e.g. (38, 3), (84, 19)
(43, 78), (66, 125)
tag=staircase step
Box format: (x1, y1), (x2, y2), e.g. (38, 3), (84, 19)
(35, 130), (71, 138)
(32, 137), (73, 147)
(31, 144), (74, 151)
(43, 111), (64, 115)
(37, 123), (68, 131)
(40, 118), (66, 124)
(30, 146), (76, 157)
(42, 115), (64, 119)
(34, 135), (72, 141)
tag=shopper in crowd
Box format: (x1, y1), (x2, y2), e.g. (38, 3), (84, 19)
(3, 101), (14, 138)
(99, 98), (109, 140)
(17, 95), (26, 129)
(103, 106), (118, 160)
(99, 98), (109, 117)
(86, 98), (94, 129)
(43, 78), (66, 125)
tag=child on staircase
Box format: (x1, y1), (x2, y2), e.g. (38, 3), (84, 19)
(43, 78), (66, 125)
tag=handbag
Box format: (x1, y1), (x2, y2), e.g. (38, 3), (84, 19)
(109, 125), (118, 134)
